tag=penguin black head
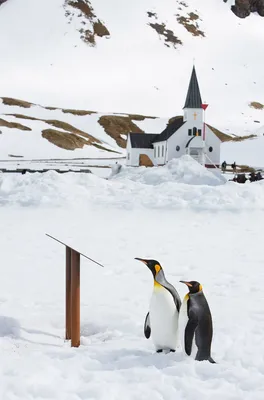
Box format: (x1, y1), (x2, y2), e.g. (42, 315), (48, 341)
(180, 280), (202, 294)
(135, 258), (162, 279)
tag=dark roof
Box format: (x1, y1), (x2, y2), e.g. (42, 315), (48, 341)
(183, 66), (202, 109)
(152, 117), (185, 143)
(129, 133), (158, 148)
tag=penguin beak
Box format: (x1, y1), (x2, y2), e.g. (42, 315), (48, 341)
(135, 257), (148, 265)
(180, 280), (193, 287)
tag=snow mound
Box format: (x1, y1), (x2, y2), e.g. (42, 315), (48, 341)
(1, 166), (264, 212)
(111, 156), (227, 186)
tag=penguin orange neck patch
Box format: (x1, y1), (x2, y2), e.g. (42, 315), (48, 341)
(154, 264), (161, 274)
(184, 293), (189, 301)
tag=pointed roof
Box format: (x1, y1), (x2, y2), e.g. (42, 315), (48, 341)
(183, 66), (202, 109)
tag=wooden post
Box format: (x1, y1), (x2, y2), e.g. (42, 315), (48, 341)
(65, 246), (72, 340)
(46, 233), (104, 349)
(71, 250), (80, 347)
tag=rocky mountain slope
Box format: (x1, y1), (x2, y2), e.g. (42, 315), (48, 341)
(227, 0), (264, 17)
(0, 0), (264, 161)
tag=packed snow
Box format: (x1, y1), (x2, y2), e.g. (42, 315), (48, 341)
(1, 158), (264, 399)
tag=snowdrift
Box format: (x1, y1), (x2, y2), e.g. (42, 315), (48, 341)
(111, 156), (226, 186)
(1, 156), (264, 210)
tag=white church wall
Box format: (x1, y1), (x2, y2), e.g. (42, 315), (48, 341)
(167, 126), (187, 161)
(127, 147), (155, 166)
(184, 108), (203, 124)
(204, 126), (221, 166)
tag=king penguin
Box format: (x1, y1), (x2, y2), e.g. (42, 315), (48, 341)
(135, 258), (182, 353)
(179, 280), (215, 363)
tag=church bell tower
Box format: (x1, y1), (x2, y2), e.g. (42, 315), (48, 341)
(183, 65), (203, 133)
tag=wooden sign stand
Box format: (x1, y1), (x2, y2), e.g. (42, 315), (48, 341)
(46, 234), (104, 347)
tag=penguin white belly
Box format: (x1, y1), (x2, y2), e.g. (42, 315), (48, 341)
(149, 286), (179, 350)
(179, 295), (198, 359)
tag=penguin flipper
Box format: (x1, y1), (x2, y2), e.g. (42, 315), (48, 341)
(144, 312), (151, 339)
(184, 316), (198, 356)
(162, 281), (182, 312)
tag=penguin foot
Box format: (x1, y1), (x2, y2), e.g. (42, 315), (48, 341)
(208, 357), (216, 364)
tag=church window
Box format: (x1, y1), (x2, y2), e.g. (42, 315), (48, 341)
(128, 152), (130, 160)
(162, 145), (164, 157)
(154, 147), (156, 158)
(158, 146), (160, 157)
(198, 129), (202, 136)
(209, 146), (213, 152)
(188, 129), (192, 136)
(193, 127), (197, 136)
(176, 145), (180, 151)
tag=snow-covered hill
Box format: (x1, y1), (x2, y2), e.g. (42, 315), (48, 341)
(0, 0), (264, 137)
(0, 96), (169, 159)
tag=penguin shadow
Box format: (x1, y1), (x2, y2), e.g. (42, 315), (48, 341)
(94, 347), (184, 371)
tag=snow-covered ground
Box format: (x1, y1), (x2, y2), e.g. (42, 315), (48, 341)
(1, 157), (264, 399)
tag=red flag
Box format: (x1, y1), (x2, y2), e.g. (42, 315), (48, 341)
(202, 103), (208, 111)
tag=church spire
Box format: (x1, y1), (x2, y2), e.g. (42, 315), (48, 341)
(183, 66), (202, 109)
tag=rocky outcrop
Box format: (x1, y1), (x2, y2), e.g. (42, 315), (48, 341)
(224, 0), (264, 18)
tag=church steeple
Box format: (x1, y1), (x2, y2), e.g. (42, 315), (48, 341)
(183, 66), (202, 109)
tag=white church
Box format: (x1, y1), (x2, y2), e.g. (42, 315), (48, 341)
(126, 66), (223, 168)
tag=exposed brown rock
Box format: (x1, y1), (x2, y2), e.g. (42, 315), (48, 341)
(206, 123), (257, 142)
(249, 101), (263, 110)
(62, 108), (96, 116)
(147, 11), (157, 19)
(44, 119), (100, 143)
(45, 106), (57, 111)
(0, 118), (31, 131)
(42, 129), (88, 150)
(65, 0), (110, 46)
(139, 154), (154, 167)
(93, 20), (110, 37)
(149, 22), (182, 48)
(4, 113), (100, 143)
(177, 15), (205, 37)
(4, 113), (37, 121)
(98, 115), (144, 148)
(1, 97), (32, 108)
(229, 0), (264, 18)
(68, 0), (95, 19)
(168, 115), (183, 124)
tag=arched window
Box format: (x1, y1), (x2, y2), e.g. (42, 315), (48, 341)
(193, 127), (198, 136)
(158, 146), (160, 157)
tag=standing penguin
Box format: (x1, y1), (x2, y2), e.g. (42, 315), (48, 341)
(179, 280), (215, 363)
(135, 258), (181, 353)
